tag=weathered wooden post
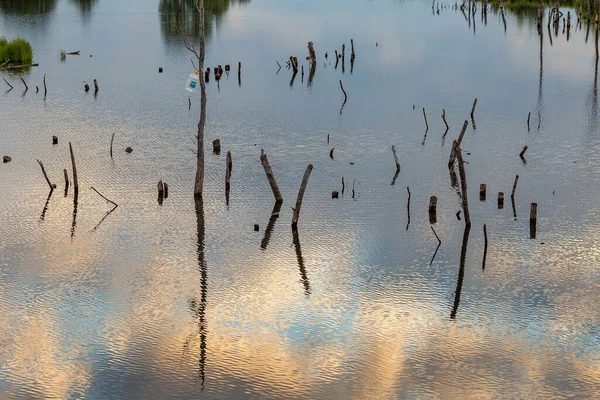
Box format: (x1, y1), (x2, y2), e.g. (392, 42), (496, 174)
(498, 192), (504, 209)
(52, 136), (58, 145)
(480, 184), (487, 201)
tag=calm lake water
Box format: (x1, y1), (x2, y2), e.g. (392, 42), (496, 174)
(1, 0), (600, 398)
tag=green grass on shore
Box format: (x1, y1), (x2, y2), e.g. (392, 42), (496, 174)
(0, 37), (33, 65)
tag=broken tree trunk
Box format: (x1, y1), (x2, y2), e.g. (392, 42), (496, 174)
(69, 142), (79, 194)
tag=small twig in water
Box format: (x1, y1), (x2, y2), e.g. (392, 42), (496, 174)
(90, 186), (118, 208)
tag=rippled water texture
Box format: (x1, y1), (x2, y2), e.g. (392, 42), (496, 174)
(1, 0), (600, 398)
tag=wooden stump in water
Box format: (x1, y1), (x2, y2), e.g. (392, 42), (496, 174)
(84, 83), (90, 92)
(498, 192), (504, 209)
(429, 196), (437, 224)
(225, 64), (230, 72)
(480, 184), (487, 201)
(3, 156), (11, 163)
(530, 203), (537, 238)
(159, 67), (163, 73)
(332, 190), (339, 199)
(52, 136), (58, 145)
(254, 224), (260, 232)
(530, 203), (537, 222)
(164, 183), (169, 198)
(93, 79), (99, 93)
(125, 147), (133, 153)
(213, 139), (221, 154)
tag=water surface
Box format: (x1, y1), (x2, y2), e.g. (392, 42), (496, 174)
(1, 0), (600, 398)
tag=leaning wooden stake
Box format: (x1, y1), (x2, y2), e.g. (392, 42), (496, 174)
(423, 107), (429, 130)
(442, 109), (449, 131)
(37, 160), (54, 190)
(406, 186), (411, 231)
(482, 223), (488, 270)
(20, 78), (28, 91)
(69, 142), (79, 193)
(456, 146), (471, 225)
(43, 74), (47, 97)
(339, 80), (347, 104)
(225, 151), (232, 203)
(527, 112), (531, 130)
(63, 169), (69, 194)
(511, 175), (519, 198)
(448, 120), (469, 168)
(260, 149), (283, 203)
(391, 145), (400, 172)
(91, 186), (118, 207)
(291, 164), (313, 227)
(110, 132), (116, 158)
(470, 97), (478, 118)
(93, 79), (99, 93)
(3, 78), (13, 89)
